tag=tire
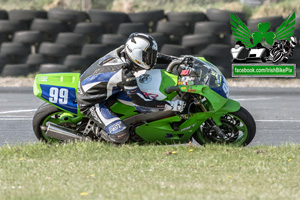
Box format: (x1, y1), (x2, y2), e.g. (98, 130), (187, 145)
(8, 10), (47, 21)
(48, 8), (88, 23)
(248, 16), (283, 32)
(32, 103), (63, 142)
(160, 44), (192, 57)
(88, 10), (129, 23)
(39, 64), (69, 73)
(272, 51), (283, 63)
(98, 34), (128, 46)
(0, 20), (25, 33)
(193, 106), (256, 146)
(128, 10), (165, 23)
(1, 64), (32, 76)
(39, 42), (70, 57)
(30, 19), (69, 33)
(206, 9), (247, 24)
(55, 33), (87, 46)
(26, 54), (47, 66)
(63, 55), (91, 71)
(196, 44), (231, 58)
(194, 21), (231, 35)
(167, 12), (207, 23)
(0, 10), (8, 19)
(81, 44), (115, 58)
(117, 23), (149, 36)
(13, 31), (43, 44)
(0, 54), (12, 73)
(0, 33), (10, 43)
(0, 42), (31, 56)
(149, 32), (171, 49)
(182, 34), (220, 48)
(73, 22), (105, 34)
(156, 21), (188, 37)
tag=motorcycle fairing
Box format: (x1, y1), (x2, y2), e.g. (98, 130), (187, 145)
(33, 73), (81, 115)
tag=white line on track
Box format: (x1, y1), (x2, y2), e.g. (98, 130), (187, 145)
(0, 118), (32, 121)
(0, 109), (37, 114)
(256, 120), (300, 122)
(233, 97), (276, 101)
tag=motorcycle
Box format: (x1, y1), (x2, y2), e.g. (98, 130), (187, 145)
(32, 56), (256, 146)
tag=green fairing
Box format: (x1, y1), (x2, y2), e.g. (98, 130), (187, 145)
(134, 98), (240, 143)
(33, 73), (84, 116)
(159, 70), (178, 100)
(110, 102), (138, 120)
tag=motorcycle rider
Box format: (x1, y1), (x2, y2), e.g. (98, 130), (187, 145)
(77, 33), (186, 144)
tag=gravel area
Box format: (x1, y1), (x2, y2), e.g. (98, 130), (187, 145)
(0, 77), (300, 88)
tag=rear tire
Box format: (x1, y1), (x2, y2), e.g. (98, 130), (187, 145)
(32, 103), (62, 142)
(193, 106), (256, 146)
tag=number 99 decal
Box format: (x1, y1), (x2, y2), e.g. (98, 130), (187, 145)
(49, 87), (69, 104)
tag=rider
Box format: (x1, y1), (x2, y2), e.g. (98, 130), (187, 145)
(77, 33), (185, 144)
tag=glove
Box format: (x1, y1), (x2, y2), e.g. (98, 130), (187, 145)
(165, 100), (186, 112)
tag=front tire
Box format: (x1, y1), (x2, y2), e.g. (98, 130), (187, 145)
(193, 106), (256, 146)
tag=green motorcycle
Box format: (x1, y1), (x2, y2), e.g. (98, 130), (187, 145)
(32, 56), (256, 146)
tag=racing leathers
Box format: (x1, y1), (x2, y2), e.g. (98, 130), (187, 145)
(77, 45), (176, 143)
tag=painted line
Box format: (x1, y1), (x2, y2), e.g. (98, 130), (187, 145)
(0, 118), (32, 121)
(0, 109), (37, 114)
(256, 120), (300, 122)
(233, 97), (275, 101)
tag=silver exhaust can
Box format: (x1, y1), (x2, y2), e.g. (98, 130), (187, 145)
(45, 123), (87, 141)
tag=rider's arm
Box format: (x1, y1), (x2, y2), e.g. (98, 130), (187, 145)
(157, 52), (178, 64)
(121, 68), (169, 111)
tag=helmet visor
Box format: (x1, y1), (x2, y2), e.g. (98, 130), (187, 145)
(142, 48), (157, 68)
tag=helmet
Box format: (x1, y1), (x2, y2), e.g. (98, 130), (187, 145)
(125, 33), (158, 70)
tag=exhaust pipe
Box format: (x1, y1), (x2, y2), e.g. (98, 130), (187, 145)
(45, 123), (88, 141)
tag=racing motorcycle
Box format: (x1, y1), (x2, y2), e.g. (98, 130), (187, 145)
(32, 56), (256, 146)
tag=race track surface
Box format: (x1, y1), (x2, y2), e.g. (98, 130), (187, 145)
(0, 87), (299, 146)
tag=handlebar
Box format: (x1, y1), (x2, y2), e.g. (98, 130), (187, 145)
(166, 56), (195, 73)
(166, 59), (183, 73)
(165, 86), (180, 94)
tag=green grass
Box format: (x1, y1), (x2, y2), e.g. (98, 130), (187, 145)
(1, 142), (300, 200)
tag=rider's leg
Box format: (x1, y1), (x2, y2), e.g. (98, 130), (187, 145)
(80, 102), (129, 144)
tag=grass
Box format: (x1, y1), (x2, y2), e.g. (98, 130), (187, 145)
(0, 142), (300, 200)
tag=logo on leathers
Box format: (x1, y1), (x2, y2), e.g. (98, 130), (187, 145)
(138, 74), (152, 84)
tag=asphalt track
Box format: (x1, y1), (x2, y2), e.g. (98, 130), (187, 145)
(0, 87), (299, 146)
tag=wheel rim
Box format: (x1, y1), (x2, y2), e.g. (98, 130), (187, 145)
(197, 114), (248, 146)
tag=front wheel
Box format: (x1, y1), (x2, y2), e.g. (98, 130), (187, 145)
(193, 106), (256, 146)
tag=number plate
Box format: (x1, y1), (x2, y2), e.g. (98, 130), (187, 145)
(40, 84), (78, 114)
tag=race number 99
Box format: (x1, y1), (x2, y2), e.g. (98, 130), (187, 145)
(49, 87), (68, 104)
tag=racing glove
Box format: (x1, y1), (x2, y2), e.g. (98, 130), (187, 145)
(165, 100), (186, 112)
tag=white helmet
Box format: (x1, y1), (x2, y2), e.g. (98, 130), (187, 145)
(125, 33), (158, 70)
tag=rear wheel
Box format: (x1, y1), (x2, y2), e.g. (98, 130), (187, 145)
(32, 103), (84, 142)
(193, 106), (256, 146)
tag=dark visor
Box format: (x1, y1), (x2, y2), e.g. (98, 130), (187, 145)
(142, 48), (157, 67)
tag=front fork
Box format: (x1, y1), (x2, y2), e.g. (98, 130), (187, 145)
(197, 99), (226, 140)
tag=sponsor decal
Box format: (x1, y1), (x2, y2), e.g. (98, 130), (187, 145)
(142, 91), (159, 99)
(38, 76), (48, 82)
(109, 121), (123, 134)
(135, 59), (141, 64)
(181, 123), (197, 132)
(138, 73), (152, 84)
(230, 12), (297, 77)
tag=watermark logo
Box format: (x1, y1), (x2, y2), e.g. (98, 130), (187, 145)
(230, 12), (297, 77)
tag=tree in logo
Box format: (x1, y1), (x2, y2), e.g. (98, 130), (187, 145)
(231, 12), (296, 48)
